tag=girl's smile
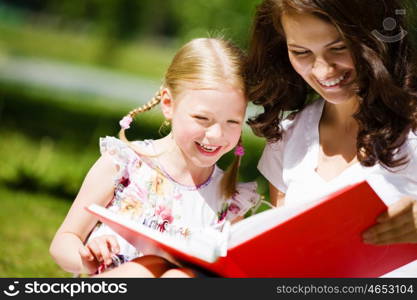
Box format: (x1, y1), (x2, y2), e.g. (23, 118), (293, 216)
(194, 141), (222, 156)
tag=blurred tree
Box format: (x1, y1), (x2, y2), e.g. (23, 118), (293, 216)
(3, 0), (417, 50)
(135, 0), (178, 38)
(0, 0), (46, 12)
(0, 0), (259, 46)
(92, 0), (140, 65)
(170, 0), (257, 46)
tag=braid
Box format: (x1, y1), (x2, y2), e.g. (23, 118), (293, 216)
(127, 89), (162, 118)
(119, 87), (163, 153)
(220, 136), (243, 199)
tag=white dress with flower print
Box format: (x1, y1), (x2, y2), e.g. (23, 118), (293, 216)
(87, 137), (259, 271)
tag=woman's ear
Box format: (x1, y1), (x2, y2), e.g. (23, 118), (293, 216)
(160, 88), (174, 120)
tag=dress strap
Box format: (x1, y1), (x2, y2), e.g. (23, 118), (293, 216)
(249, 195), (275, 215)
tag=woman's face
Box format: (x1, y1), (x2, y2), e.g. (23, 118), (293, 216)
(281, 12), (357, 104)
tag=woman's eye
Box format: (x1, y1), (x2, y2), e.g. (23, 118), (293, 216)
(290, 50), (310, 56)
(332, 46), (347, 51)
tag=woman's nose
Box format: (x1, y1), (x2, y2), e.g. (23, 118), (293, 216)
(312, 58), (335, 80)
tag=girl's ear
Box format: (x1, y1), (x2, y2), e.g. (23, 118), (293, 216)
(160, 88), (174, 120)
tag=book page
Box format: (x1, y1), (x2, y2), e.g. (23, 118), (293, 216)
(228, 196), (324, 248)
(88, 204), (226, 263)
(227, 181), (358, 248)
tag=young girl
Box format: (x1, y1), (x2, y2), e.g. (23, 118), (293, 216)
(246, 0), (417, 276)
(49, 37), (260, 277)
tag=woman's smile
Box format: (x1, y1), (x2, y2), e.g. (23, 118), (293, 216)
(282, 12), (358, 104)
(315, 70), (353, 90)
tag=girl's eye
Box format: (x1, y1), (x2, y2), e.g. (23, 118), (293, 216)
(227, 120), (240, 125)
(193, 115), (208, 121)
(290, 50), (310, 56)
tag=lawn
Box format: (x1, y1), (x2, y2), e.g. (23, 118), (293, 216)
(0, 83), (268, 277)
(0, 19), (269, 277)
(0, 186), (71, 277)
(0, 128), (267, 277)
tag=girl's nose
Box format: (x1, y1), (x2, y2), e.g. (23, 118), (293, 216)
(206, 123), (224, 140)
(312, 57), (336, 80)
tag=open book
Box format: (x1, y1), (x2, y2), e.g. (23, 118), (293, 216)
(86, 181), (417, 277)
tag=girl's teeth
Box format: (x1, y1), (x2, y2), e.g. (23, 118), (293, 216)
(320, 73), (346, 87)
(197, 142), (217, 152)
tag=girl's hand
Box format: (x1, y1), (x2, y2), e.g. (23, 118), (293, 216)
(363, 197), (417, 245)
(78, 235), (120, 274)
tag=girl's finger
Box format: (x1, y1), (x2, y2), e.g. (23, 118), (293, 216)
(106, 235), (120, 254)
(79, 246), (94, 261)
(87, 240), (103, 263)
(97, 239), (112, 265)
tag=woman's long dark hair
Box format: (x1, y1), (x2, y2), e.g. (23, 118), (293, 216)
(246, 0), (417, 169)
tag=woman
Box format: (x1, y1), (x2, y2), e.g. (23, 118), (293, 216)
(246, 0), (417, 276)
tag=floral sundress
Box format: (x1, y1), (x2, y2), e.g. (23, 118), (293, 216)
(86, 137), (260, 273)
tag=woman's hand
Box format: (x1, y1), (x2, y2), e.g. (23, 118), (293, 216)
(79, 235), (120, 274)
(363, 197), (417, 245)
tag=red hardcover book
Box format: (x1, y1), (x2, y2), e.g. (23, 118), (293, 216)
(86, 181), (417, 277)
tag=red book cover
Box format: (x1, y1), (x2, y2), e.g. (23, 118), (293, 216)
(86, 181), (417, 277)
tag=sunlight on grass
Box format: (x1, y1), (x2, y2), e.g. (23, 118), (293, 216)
(0, 187), (71, 277)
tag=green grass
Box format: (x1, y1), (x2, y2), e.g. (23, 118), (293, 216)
(0, 186), (71, 277)
(0, 130), (97, 198)
(0, 128), (267, 277)
(0, 15), (270, 277)
(0, 74), (269, 277)
(0, 22), (175, 80)
(0, 89), (268, 277)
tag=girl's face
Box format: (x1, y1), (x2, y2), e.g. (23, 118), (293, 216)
(165, 84), (246, 169)
(281, 12), (357, 104)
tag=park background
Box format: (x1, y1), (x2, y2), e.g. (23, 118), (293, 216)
(1, 1), (416, 277)
(0, 0), (268, 277)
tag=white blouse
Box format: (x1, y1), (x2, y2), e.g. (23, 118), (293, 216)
(258, 99), (417, 277)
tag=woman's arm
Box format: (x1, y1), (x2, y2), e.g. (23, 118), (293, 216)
(49, 153), (118, 274)
(269, 183), (285, 207)
(363, 197), (417, 245)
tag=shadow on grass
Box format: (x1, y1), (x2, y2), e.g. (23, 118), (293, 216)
(3, 167), (77, 200)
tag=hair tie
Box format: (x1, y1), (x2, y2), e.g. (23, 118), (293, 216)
(234, 145), (245, 157)
(119, 115), (133, 129)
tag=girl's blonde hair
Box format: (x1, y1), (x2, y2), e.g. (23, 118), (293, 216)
(119, 37), (247, 199)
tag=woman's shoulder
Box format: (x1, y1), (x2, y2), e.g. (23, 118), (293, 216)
(405, 130), (417, 168)
(269, 99), (324, 147)
(407, 130), (417, 142)
(287, 98), (324, 124)
(400, 130), (417, 158)
(384, 130), (417, 178)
